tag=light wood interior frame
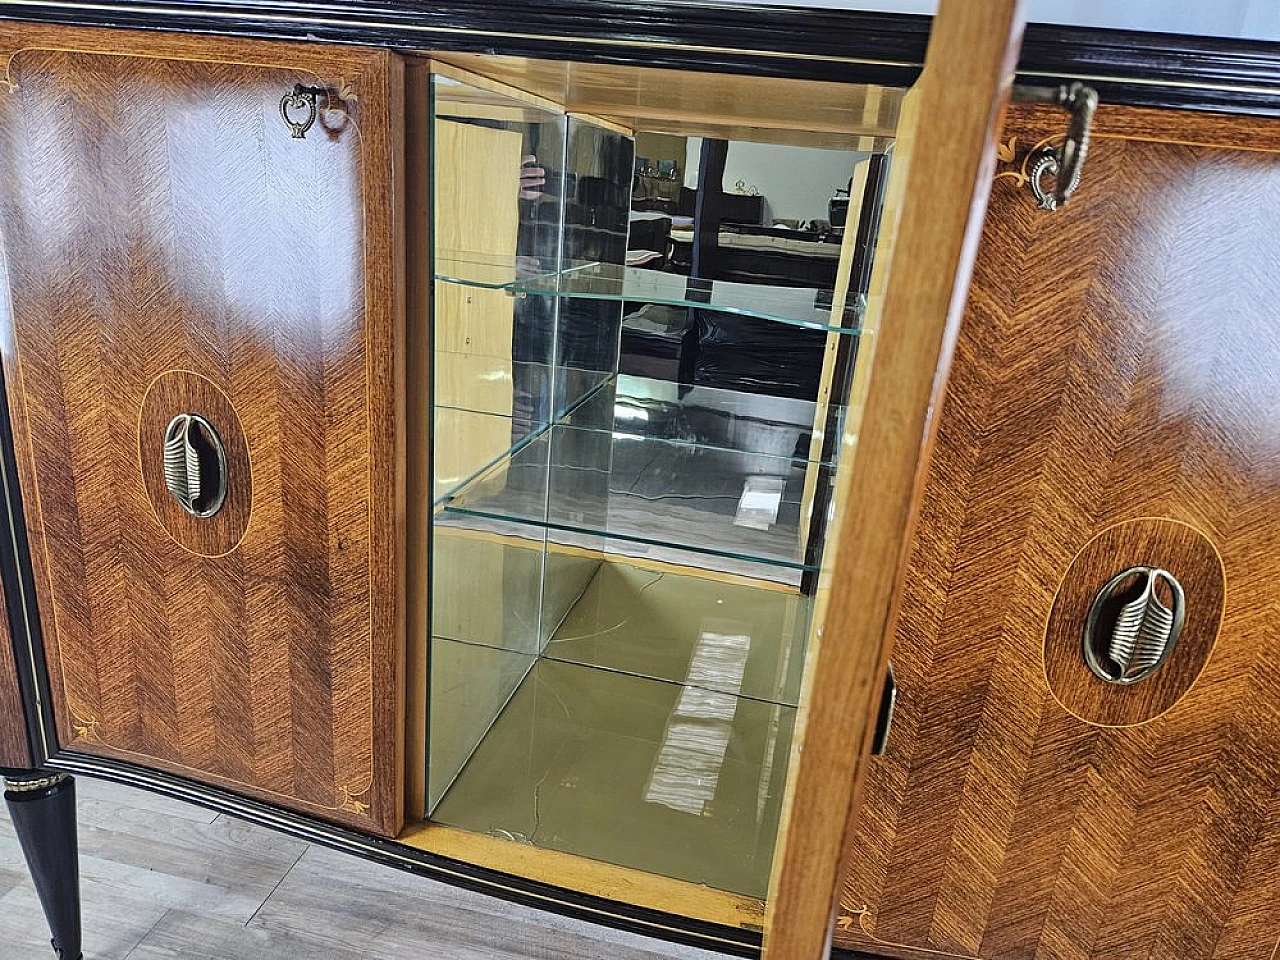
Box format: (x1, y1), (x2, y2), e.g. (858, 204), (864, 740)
(404, 14), (1026, 952)
(399, 821), (766, 936)
(425, 51), (899, 150)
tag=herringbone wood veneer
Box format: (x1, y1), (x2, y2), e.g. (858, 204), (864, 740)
(835, 104), (1280, 960)
(0, 27), (405, 835)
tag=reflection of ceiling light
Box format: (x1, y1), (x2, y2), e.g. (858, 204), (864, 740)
(645, 722), (731, 815)
(643, 625), (752, 815)
(612, 431), (645, 442)
(614, 403), (650, 422)
(687, 631), (751, 696)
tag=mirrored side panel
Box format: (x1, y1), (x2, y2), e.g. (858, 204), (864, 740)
(428, 74), (567, 809)
(431, 74), (567, 503)
(539, 117), (636, 647)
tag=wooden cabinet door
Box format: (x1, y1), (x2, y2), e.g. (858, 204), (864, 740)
(835, 102), (1280, 960)
(0, 25), (405, 836)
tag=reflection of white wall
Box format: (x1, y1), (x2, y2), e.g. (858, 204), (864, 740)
(686, 0), (1280, 41)
(684, 138), (701, 190)
(683, 137), (866, 223)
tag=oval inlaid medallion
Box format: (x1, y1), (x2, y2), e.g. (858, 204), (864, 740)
(1044, 518), (1225, 727)
(139, 370), (252, 557)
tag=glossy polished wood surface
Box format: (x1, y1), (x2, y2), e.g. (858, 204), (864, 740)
(0, 25), (405, 835)
(835, 103), (1280, 960)
(761, 2), (1025, 957)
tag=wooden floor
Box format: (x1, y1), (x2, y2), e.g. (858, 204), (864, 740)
(0, 776), (727, 959)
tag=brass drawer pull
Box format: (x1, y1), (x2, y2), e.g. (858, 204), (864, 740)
(163, 414), (228, 519)
(1083, 567), (1185, 685)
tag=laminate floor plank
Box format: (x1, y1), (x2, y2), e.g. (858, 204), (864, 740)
(0, 776), (729, 959)
(0, 795), (307, 924)
(250, 845), (724, 960)
(0, 878), (168, 960)
(0, 864), (25, 899)
(122, 909), (377, 960)
(73, 778), (221, 825)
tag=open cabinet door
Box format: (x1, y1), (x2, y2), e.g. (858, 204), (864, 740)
(833, 98), (1280, 960)
(763, 1), (1026, 956)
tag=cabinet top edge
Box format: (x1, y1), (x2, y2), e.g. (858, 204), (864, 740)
(0, 1), (1279, 115)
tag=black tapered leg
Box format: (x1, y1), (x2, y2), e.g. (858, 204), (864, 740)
(3, 771), (82, 960)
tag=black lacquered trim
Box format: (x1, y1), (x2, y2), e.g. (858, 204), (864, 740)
(0, 366), (57, 767)
(1018, 23), (1280, 117)
(1, 1), (1279, 113)
(45, 752), (763, 956)
(0, 0), (928, 85)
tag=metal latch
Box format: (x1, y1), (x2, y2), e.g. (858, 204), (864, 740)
(871, 663), (897, 755)
(1083, 567), (1185, 685)
(163, 413), (228, 519)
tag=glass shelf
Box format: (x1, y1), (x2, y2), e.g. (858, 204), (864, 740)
(439, 418), (831, 573)
(568, 374), (842, 467)
(435, 253), (864, 335)
(433, 369), (619, 506)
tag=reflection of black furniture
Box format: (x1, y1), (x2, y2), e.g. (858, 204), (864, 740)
(627, 215), (671, 268)
(720, 192), (764, 226)
(691, 312), (827, 400)
(619, 303), (686, 381)
(714, 225), (842, 288)
(631, 187), (697, 218)
(566, 174), (630, 262)
(621, 144), (887, 401)
(686, 140), (833, 401)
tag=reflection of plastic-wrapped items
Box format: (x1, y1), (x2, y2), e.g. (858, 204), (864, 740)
(693, 311), (828, 401)
(625, 302), (688, 338)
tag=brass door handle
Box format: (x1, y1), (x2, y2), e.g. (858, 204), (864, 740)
(163, 414), (228, 518)
(280, 84), (327, 139)
(1083, 567), (1185, 684)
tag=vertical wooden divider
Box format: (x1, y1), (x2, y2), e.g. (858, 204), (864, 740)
(762, 1), (1026, 957)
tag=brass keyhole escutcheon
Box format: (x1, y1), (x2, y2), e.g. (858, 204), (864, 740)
(163, 414), (228, 519)
(1082, 566), (1185, 685)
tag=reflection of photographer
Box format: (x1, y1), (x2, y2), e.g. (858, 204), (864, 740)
(519, 155), (546, 200)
